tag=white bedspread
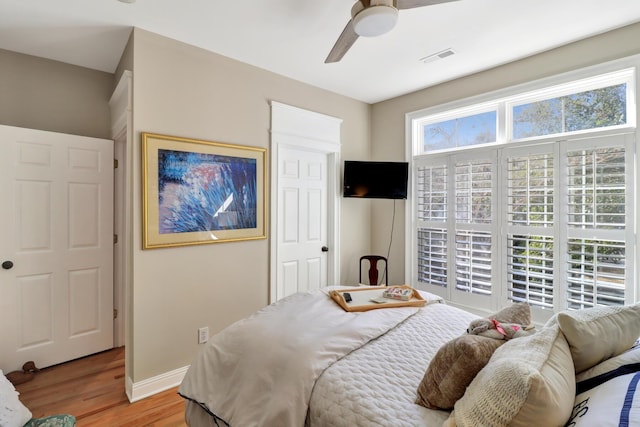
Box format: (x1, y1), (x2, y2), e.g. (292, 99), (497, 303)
(179, 289), (421, 427)
(308, 301), (478, 426)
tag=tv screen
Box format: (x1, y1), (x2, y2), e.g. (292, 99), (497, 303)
(343, 161), (408, 199)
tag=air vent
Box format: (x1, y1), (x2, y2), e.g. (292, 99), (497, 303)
(420, 48), (456, 64)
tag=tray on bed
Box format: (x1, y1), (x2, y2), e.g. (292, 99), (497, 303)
(329, 285), (426, 312)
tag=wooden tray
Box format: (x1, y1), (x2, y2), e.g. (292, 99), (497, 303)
(329, 285), (426, 312)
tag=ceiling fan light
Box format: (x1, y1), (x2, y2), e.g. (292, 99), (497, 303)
(353, 6), (398, 37)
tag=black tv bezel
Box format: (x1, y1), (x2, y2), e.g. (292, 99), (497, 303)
(342, 160), (409, 200)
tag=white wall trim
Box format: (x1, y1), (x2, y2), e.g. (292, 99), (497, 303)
(127, 365), (190, 403)
(269, 101), (342, 303)
(109, 70), (132, 350)
(109, 70), (132, 138)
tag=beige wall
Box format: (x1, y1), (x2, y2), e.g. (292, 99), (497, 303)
(129, 29), (370, 381)
(0, 49), (112, 138)
(370, 22), (640, 285)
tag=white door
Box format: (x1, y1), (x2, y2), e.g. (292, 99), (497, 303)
(277, 147), (328, 299)
(0, 125), (114, 372)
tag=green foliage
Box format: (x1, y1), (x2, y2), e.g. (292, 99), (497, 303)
(513, 84), (626, 139)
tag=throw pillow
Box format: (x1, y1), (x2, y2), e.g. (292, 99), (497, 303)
(577, 339), (640, 383)
(415, 303), (531, 410)
(25, 414), (77, 427)
(416, 335), (502, 409)
(444, 324), (575, 427)
(557, 303), (640, 373)
(566, 366), (640, 426)
(0, 369), (33, 427)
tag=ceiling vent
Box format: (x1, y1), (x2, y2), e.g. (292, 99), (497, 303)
(420, 48), (456, 64)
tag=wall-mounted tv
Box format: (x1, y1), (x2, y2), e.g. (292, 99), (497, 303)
(343, 160), (409, 200)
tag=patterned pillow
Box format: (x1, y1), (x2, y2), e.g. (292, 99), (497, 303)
(566, 366), (640, 426)
(415, 303), (531, 410)
(24, 415), (76, 427)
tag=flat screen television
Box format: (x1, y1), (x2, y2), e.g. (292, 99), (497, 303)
(343, 160), (409, 199)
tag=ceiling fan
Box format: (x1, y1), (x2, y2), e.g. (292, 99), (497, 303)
(325, 0), (459, 63)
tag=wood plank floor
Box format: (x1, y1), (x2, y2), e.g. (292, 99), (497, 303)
(14, 347), (187, 427)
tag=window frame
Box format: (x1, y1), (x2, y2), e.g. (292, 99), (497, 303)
(406, 56), (639, 320)
(506, 68), (635, 142)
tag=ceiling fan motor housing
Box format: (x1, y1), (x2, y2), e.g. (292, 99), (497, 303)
(351, 0), (399, 37)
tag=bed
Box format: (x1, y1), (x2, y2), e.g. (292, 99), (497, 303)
(179, 287), (640, 427)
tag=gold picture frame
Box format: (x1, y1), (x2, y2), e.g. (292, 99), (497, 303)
(142, 132), (267, 249)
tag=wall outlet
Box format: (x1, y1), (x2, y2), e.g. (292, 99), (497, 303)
(198, 326), (209, 344)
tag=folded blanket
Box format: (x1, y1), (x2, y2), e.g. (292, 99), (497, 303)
(179, 289), (419, 427)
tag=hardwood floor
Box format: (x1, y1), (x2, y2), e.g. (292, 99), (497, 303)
(14, 347), (187, 427)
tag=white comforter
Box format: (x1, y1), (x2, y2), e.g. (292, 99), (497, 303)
(308, 301), (478, 426)
(179, 289), (421, 427)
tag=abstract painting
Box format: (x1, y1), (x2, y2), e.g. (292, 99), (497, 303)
(142, 133), (266, 248)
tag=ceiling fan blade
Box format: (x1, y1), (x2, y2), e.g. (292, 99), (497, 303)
(325, 20), (360, 63)
(395, 0), (459, 10)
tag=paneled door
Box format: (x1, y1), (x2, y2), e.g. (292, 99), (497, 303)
(0, 125), (114, 372)
(276, 146), (328, 299)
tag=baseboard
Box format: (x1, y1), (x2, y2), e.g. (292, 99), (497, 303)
(126, 365), (190, 403)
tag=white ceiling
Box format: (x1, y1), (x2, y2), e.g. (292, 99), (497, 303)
(2, 0), (640, 104)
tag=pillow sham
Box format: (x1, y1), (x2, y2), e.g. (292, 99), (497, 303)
(415, 303), (531, 410)
(557, 303), (640, 373)
(0, 369), (32, 427)
(444, 324), (575, 427)
(566, 365), (640, 427)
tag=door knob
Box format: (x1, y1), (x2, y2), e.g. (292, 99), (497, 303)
(321, 246), (329, 252)
(2, 260), (14, 270)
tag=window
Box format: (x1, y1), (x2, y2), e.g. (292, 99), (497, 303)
(417, 104), (498, 153)
(512, 84), (627, 140)
(409, 65), (636, 320)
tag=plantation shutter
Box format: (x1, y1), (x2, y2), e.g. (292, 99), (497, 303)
(565, 146), (627, 309)
(416, 162), (448, 287)
(504, 149), (555, 309)
(454, 158), (493, 295)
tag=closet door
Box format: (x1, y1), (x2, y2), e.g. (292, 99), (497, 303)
(0, 125), (114, 372)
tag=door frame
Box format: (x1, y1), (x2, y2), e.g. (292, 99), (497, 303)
(109, 71), (132, 349)
(269, 101), (342, 303)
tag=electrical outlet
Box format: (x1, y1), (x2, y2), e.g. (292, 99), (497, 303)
(198, 326), (209, 344)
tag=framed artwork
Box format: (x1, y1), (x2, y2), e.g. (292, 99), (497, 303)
(142, 132), (267, 249)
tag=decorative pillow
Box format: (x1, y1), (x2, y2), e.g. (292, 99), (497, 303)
(444, 324), (575, 427)
(416, 335), (502, 409)
(557, 303), (640, 373)
(415, 303), (531, 410)
(566, 365), (640, 426)
(25, 414), (76, 427)
(577, 339), (640, 383)
(0, 369), (33, 427)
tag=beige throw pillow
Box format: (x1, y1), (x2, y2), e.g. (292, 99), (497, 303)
(444, 324), (575, 427)
(415, 303), (531, 410)
(416, 335), (502, 409)
(557, 303), (640, 373)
